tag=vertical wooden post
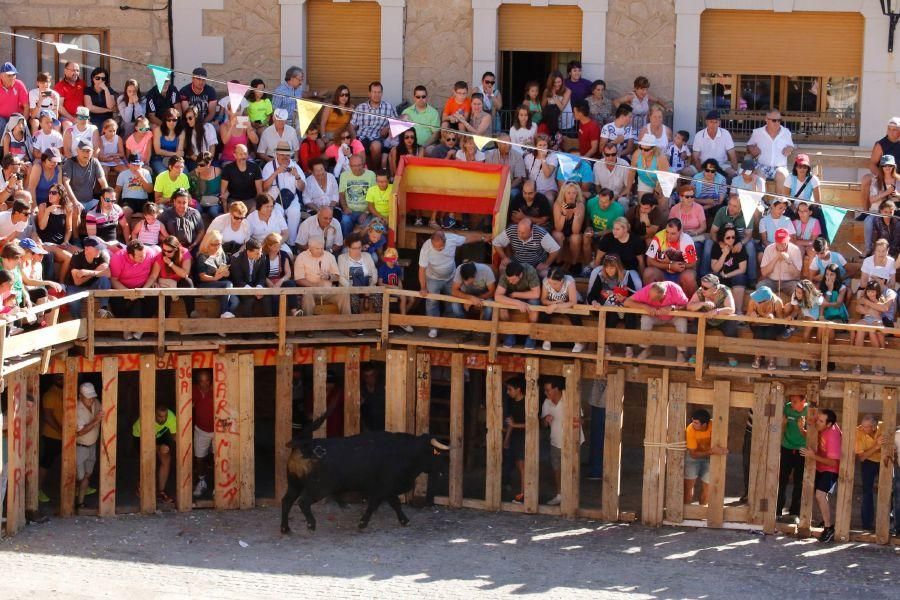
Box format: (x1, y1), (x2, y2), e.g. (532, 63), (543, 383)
(385, 349), (409, 433)
(343, 347), (361, 436)
(748, 382), (772, 526)
(238, 354), (255, 509)
(405, 348), (417, 434)
(277, 294), (287, 354)
(413, 352), (431, 498)
(5, 371), (27, 534)
(523, 357), (540, 514)
(485, 363), (503, 511)
(380, 288), (391, 347)
(99, 357), (119, 517)
(560, 361), (581, 517)
(693, 315), (706, 381)
(664, 381), (687, 523)
(601, 369), (625, 522)
(641, 371), (668, 526)
(761, 382), (784, 534)
(156, 295), (166, 355)
(798, 382), (820, 537)
(448, 353), (464, 508)
(24, 367), (40, 513)
(60, 357), (78, 517)
(312, 348), (328, 438)
(274, 346), (293, 502)
(595, 314), (607, 376)
(834, 381), (859, 542)
(214, 353), (240, 510)
(707, 379), (731, 528)
(86, 295), (96, 360)
(875, 387), (898, 544)
(174, 355), (192, 512)
(139, 355), (157, 514)
(488, 308), (500, 362)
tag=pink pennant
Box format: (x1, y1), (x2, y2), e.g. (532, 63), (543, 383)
(388, 118), (414, 139)
(226, 81), (250, 114)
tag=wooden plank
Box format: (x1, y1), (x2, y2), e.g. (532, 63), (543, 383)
(214, 354), (241, 510)
(560, 361), (582, 517)
(876, 387), (898, 544)
(277, 294), (287, 353)
(641, 374), (667, 526)
(274, 346), (293, 502)
(488, 307), (500, 362)
(385, 349), (408, 433)
(694, 316), (706, 381)
(86, 296), (95, 360)
(762, 382), (785, 534)
(5, 371), (27, 534)
(60, 357), (78, 518)
(818, 326), (829, 380)
(139, 356), (157, 514)
(664, 381), (687, 523)
(312, 348), (327, 439)
(405, 348), (417, 435)
(448, 353), (464, 508)
(99, 357), (119, 517)
(485, 363), (504, 511)
(238, 354), (255, 509)
(174, 355), (192, 513)
(797, 382), (820, 537)
(834, 381), (859, 543)
(601, 369), (625, 522)
(343, 347), (361, 437)
(413, 352), (431, 498)
(380, 288), (391, 347)
(748, 382), (772, 526)
(595, 315), (607, 376)
(40, 307), (61, 373)
(156, 295), (165, 355)
(707, 379), (731, 528)
(24, 367), (40, 513)
(523, 357), (540, 514)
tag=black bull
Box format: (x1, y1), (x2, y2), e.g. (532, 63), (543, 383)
(280, 432), (450, 533)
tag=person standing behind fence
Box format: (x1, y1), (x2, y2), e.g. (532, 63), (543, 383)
(75, 382), (101, 511)
(854, 415), (883, 532)
(800, 408), (841, 543)
(132, 404), (177, 504)
(192, 370), (215, 499)
(504, 375), (527, 505)
(684, 408), (728, 506)
(540, 377), (584, 507)
(776, 394), (808, 524)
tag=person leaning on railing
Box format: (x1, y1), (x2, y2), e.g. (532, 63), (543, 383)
(194, 229), (237, 319)
(623, 280), (689, 363)
(685, 274), (738, 367)
(64, 235), (112, 319)
(144, 235), (195, 318)
(745, 285), (785, 371)
(109, 239), (160, 340)
(293, 234), (349, 322)
(261, 232), (300, 317)
(495, 261), (541, 350)
(537, 267), (585, 354)
(229, 238), (270, 319)
(587, 253), (640, 359)
(338, 232), (380, 316)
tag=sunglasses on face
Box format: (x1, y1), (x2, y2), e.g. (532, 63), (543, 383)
(232, 215), (245, 220)
(77, 115), (89, 120)
(48, 190), (60, 195)
(640, 146), (653, 151)
(138, 127), (150, 132)
(414, 94), (426, 99)
(339, 92), (350, 97)
(446, 137), (457, 142)
(767, 118), (781, 123)
(94, 76), (105, 81)
(165, 118), (177, 122)
(705, 168), (717, 173)
(724, 235), (735, 240)
(603, 152), (617, 158)
(102, 197), (113, 203)
(403, 134), (415, 140)
(701, 285), (713, 291)
(682, 194), (695, 199)
(483, 80), (495, 85)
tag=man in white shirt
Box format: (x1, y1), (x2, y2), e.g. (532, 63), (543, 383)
(747, 109), (794, 189)
(261, 142), (305, 245)
(540, 377), (584, 506)
(692, 110), (738, 178)
(256, 109), (299, 161)
(759, 228), (802, 295)
(296, 207), (343, 254)
(593, 142), (632, 208)
(75, 382), (102, 510)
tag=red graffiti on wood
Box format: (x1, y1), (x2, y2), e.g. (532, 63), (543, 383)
(102, 489), (116, 503)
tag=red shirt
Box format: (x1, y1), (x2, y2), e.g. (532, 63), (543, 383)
(299, 138), (322, 174)
(193, 386), (214, 432)
(54, 78), (86, 118)
(578, 119), (601, 157)
(0, 79), (28, 118)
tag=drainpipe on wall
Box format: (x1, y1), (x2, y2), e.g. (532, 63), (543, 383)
(119, 1), (175, 69)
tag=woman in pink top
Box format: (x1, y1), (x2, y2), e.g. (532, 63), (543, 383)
(800, 408), (841, 543)
(669, 185), (707, 238)
(220, 108), (258, 164)
(791, 201), (822, 257)
(125, 116), (153, 165)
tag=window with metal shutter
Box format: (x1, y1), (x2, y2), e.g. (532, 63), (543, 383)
(306, 0), (381, 98)
(699, 10), (862, 77)
(498, 4), (582, 53)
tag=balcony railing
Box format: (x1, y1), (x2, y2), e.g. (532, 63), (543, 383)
(696, 110), (860, 145)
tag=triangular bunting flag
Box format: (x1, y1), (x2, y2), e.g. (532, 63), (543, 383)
(472, 135), (492, 151)
(656, 170), (678, 197)
(295, 98), (321, 136)
(557, 153), (579, 180)
(387, 118), (413, 139)
(54, 42), (78, 55)
(226, 81), (249, 114)
(148, 64), (172, 91)
(737, 189), (763, 231)
(820, 204), (848, 243)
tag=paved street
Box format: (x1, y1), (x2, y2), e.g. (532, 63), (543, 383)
(1, 505), (898, 599)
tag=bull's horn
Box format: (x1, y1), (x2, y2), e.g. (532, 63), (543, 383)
(430, 438), (450, 451)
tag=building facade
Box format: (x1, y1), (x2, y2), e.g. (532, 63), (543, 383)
(2, 0), (898, 149)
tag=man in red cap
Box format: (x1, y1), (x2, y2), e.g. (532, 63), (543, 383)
(759, 227), (802, 295)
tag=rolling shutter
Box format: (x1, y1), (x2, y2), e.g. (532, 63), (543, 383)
(306, 0), (381, 97)
(498, 4), (582, 52)
(699, 10), (862, 77)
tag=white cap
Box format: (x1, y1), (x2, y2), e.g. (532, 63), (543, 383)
(273, 108), (288, 121)
(889, 116), (900, 128)
(637, 133), (657, 148)
(79, 382), (98, 399)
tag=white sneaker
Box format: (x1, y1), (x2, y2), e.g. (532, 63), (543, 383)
(546, 494), (562, 506)
(123, 331), (133, 341)
(193, 477), (208, 498)
(572, 343), (585, 353)
(290, 308), (304, 317)
(401, 324), (414, 333)
(97, 308), (112, 319)
(428, 328), (438, 338)
(542, 340), (552, 351)
(221, 312), (235, 319)
(133, 331), (143, 340)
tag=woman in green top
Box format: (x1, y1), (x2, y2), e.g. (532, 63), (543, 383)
(190, 151), (223, 217)
(153, 156), (191, 208)
(245, 79), (273, 131)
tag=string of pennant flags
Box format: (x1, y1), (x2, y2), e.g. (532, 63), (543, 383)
(1, 29), (880, 245)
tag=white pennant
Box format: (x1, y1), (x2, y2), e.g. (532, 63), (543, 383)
(472, 135), (492, 151)
(656, 170), (678, 197)
(387, 118), (414, 139)
(54, 42), (78, 55)
(737, 189), (763, 230)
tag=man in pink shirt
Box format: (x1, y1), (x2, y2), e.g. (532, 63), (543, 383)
(109, 238), (160, 340)
(624, 280), (689, 362)
(0, 62), (29, 134)
(800, 407), (841, 543)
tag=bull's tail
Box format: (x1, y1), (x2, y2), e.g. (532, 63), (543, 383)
(287, 404), (334, 447)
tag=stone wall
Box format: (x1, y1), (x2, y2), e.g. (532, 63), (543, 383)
(403, 0), (474, 108)
(604, 0), (676, 105)
(202, 0), (282, 88)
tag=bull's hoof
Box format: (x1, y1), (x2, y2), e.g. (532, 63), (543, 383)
(358, 520), (369, 530)
(399, 517), (410, 527)
(281, 525), (291, 535)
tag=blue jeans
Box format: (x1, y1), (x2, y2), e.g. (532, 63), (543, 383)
(197, 280), (238, 315)
(702, 238), (757, 282)
(202, 203), (223, 218)
(587, 404), (606, 478)
(860, 459), (879, 530)
(425, 277), (464, 318)
(66, 277), (111, 318)
(267, 280), (298, 315)
(340, 211), (369, 238)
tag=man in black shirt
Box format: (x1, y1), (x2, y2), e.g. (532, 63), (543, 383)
(179, 67), (218, 124)
(159, 190), (205, 252)
(65, 236), (112, 318)
(503, 375), (527, 504)
(360, 363), (385, 432)
(145, 77), (179, 128)
(221, 144), (263, 211)
(508, 180), (552, 227)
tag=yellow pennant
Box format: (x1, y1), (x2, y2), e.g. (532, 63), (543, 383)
(296, 99), (321, 136)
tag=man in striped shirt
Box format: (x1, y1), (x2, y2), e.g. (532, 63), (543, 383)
(350, 81), (397, 171)
(492, 218), (560, 278)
